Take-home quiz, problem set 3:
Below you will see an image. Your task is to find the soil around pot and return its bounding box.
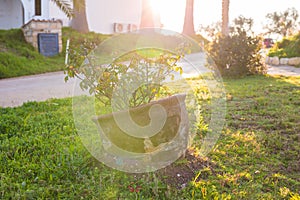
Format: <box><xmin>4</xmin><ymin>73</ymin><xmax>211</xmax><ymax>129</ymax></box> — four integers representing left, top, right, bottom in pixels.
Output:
<box><xmin>155</xmin><ymin>149</ymin><xmax>218</xmax><ymax>189</ymax></box>
<box><xmin>125</xmin><ymin>149</ymin><xmax>218</xmax><ymax>190</ymax></box>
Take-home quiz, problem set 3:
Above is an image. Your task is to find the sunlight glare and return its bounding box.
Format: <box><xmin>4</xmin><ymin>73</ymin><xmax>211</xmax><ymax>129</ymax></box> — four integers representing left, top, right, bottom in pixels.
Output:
<box><xmin>149</xmin><ymin>0</ymin><xmax>162</xmax><ymax>14</ymax></box>
<box><xmin>149</xmin><ymin>0</ymin><xmax>186</xmax><ymax>32</ymax></box>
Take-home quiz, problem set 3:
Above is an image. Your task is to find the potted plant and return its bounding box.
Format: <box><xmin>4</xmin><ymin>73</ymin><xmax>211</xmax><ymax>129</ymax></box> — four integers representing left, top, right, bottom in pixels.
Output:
<box><xmin>65</xmin><ymin>35</ymin><xmax>190</xmax><ymax>154</ymax></box>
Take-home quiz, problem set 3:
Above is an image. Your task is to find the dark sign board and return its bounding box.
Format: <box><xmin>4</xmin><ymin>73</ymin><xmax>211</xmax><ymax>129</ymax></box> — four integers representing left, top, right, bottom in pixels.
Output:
<box><xmin>38</xmin><ymin>33</ymin><xmax>59</xmax><ymax>57</ymax></box>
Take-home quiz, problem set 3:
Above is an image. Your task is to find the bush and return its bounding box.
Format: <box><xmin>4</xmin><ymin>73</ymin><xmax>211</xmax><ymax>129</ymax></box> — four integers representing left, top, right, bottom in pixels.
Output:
<box><xmin>277</xmin><ymin>38</ymin><xmax>292</xmax><ymax>49</ymax></box>
<box><xmin>208</xmin><ymin>31</ymin><xmax>266</xmax><ymax>77</ymax></box>
<box><xmin>65</xmin><ymin>31</ymin><xmax>190</xmax><ymax>108</ymax></box>
<box><xmin>268</xmin><ymin>33</ymin><xmax>300</xmax><ymax>58</ymax></box>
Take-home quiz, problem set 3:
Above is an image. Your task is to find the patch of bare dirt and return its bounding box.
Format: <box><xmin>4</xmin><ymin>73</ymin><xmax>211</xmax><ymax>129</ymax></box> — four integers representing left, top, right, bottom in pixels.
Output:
<box><xmin>155</xmin><ymin>149</ymin><xmax>218</xmax><ymax>189</ymax></box>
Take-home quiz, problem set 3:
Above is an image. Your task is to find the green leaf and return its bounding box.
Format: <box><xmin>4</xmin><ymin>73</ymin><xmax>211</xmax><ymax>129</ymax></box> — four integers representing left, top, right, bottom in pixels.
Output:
<box><xmin>64</xmin><ymin>76</ymin><xmax>69</xmax><ymax>82</ymax></box>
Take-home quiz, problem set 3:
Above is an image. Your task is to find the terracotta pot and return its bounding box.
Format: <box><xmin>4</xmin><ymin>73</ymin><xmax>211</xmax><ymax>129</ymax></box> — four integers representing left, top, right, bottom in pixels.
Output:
<box><xmin>92</xmin><ymin>94</ymin><xmax>189</xmax><ymax>154</ymax></box>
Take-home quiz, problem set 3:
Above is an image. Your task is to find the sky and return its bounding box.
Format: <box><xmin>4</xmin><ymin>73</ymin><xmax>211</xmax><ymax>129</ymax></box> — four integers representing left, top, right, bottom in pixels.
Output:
<box><xmin>150</xmin><ymin>0</ymin><xmax>300</xmax><ymax>35</ymax></box>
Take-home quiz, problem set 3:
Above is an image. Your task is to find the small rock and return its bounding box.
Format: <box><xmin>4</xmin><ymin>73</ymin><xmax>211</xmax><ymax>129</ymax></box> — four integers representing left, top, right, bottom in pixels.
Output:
<box><xmin>270</xmin><ymin>56</ymin><xmax>280</xmax><ymax>65</ymax></box>
<box><xmin>288</xmin><ymin>57</ymin><xmax>300</xmax><ymax>66</ymax></box>
<box><xmin>21</xmin><ymin>181</ymin><xmax>26</xmax><ymax>187</ymax></box>
<box><xmin>280</xmin><ymin>58</ymin><xmax>289</xmax><ymax>65</ymax></box>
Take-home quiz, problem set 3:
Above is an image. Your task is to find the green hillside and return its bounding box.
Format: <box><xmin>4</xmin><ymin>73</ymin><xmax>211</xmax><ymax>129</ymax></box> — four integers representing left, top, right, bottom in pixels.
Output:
<box><xmin>0</xmin><ymin>29</ymin><xmax>65</xmax><ymax>79</ymax></box>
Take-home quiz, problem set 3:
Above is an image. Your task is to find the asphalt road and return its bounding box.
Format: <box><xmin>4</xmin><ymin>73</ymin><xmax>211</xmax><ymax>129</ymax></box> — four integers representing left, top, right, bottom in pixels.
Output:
<box><xmin>0</xmin><ymin>71</ymin><xmax>88</xmax><ymax>107</ymax></box>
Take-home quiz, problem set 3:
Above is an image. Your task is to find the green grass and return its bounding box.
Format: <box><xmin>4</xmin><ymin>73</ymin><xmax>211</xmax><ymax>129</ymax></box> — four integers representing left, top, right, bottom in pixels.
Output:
<box><xmin>1</xmin><ymin>75</ymin><xmax>300</xmax><ymax>199</ymax></box>
<box><xmin>0</xmin><ymin>29</ymin><xmax>65</xmax><ymax>79</ymax></box>
<box><xmin>204</xmin><ymin>75</ymin><xmax>300</xmax><ymax>199</ymax></box>
<box><xmin>0</xmin><ymin>28</ymin><xmax>112</xmax><ymax>79</ymax></box>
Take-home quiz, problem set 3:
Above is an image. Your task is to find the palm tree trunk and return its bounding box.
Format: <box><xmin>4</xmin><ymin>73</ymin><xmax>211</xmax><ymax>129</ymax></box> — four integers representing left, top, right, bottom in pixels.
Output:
<box><xmin>71</xmin><ymin>0</ymin><xmax>89</xmax><ymax>33</ymax></box>
<box><xmin>221</xmin><ymin>0</ymin><xmax>230</xmax><ymax>36</ymax></box>
<box><xmin>140</xmin><ymin>0</ymin><xmax>155</xmax><ymax>28</ymax></box>
<box><xmin>182</xmin><ymin>0</ymin><xmax>195</xmax><ymax>36</ymax></box>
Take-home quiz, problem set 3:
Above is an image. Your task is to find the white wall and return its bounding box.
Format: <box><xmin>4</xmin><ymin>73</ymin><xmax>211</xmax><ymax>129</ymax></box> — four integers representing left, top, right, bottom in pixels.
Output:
<box><xmin>86</xmin><ymin>0</ymin><xmax>142</xmax><ymax>34</ymax></box>
<box><xmin>48</xmin><ymin>0</ymin><xmax>161</xmax><ymax>34</ymax></box>
<box><xmin>0</xmin><ymin>0</ymin><xmax>23</xmax><ymax>29</ymax></box>
<box><xmin>0</xmin><ymin>0</ymin><xmax>159</xmax><ymax>33</ymax></box>
<box><xmin>48</xmin><ymin>0</ymin><xmax>142</xmax><ymax>34</ymax></box>
<box><xmin>23</xmin><ymin>0</ymin><xmax>50</xmax><ymax>23</ymax></box>
<box><xmin>0</xmin><ymin>0</ymin><xmax>52</xmax><ymax>29</ymax></box>
<box><xmin>21</xmin><ymin>0</ymin><xmax>32</xmax><ymax>24</ymax></box>
<box><xmin>49</xmin><ymin>0</ymin><xmax>71</xmax><ymax>26</ymax></box>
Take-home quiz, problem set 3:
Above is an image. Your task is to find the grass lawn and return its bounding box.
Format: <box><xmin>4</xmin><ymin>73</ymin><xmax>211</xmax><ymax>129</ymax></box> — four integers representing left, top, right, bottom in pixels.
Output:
<box><xmin>0</xmin><ymin>75</ymin><xmax>299</xmax><ymax>199</ymax></box>
<box><xmin>0</xmin><ymin>28</ymin><xmax>109</xmax><ymax>79</ymax></box>
<box><xmin>0</xmin><ymin>29</ymin><xmax>65</xmax><ymax>79</ymax></box>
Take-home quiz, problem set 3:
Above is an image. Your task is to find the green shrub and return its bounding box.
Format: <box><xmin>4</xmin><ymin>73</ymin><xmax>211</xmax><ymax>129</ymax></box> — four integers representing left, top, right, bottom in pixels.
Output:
<box><xmin>65</xmin><ymin>32</ymin><xmax>187</xmax><ymax>107</ymax></box>
<box><xmin>64</xmin><ymin>29</ymin><xmax>200</xmax><ymax>108</ymax></box>
<box><xmin>277</xmin><ymin>38</ymin><xmax>292</xmax><ymax>49</ymax></box>
<box><xmin>268</xmin><ymin>33</ymin><xmax>300</xmax><ymax>58</ymax></box>
<box><xmin>207</xmin><ymin>31</ymin><xmax>266</xmax><ymax>77</ymax></box>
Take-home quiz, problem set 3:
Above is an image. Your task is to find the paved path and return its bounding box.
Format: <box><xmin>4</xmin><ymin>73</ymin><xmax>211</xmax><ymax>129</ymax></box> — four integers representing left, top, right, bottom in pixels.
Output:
<box><xmin>267</xmin><ymin>65</ymin><xmax>300</xmax><ymax>76</ymax></box>
<box><xmin>0</xmin><ymin>55</ymin><xmax>299</xmax><ymax>108</ymax></box>
<box><xmin>0</xmin><ymin>71</ymin><xmax>87</xmax><ymax>108</ymax></box>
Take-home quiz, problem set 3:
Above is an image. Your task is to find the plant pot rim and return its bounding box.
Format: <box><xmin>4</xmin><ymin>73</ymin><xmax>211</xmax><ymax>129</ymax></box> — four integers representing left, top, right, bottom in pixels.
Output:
<box><xmin>92</xmin><ymin>93</ymin><xmax>186</xmax><ymax>122</ymax></box>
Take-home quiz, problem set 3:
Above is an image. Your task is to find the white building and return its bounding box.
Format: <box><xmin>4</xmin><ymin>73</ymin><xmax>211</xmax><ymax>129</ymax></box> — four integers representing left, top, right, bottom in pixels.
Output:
<box><xmin>0</xmin><ymin>0</ymin><xmax>160</xmax><ymax>34</ymax></box>
<box><xmin>0</xmin><ymin>0</ymin><xmax>50</xmax><ymax>29</ymax></box>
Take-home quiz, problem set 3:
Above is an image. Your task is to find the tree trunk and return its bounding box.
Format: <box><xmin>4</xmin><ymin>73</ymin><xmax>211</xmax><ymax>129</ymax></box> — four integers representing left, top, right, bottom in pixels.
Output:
<box><xmin>140</xmin><ymin>0</ymin><xmax>155</xmax><ymax>28</ymax></box>
<box><xmin>71</xmin><ymin>0</ymin><xmax>89</xmax><ymax>33</ymax></box>
<box><xmin>182</xmin><ymin>0</ymin><xmax>195</xmax><ymax>36</ymax></box>
<box><xmin>221</xmin><ymin>0</ymin><xmax>230</xmax><ymax>36</ymax></box>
